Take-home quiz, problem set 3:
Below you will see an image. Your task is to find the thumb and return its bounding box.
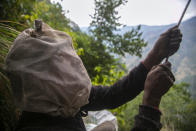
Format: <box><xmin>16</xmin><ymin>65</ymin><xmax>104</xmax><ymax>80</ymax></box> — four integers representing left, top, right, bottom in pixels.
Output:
<box><xmin>161</xmin><ymin>25</ymin><xmax>178</xmax><ymax>36</ymax></box>
<box><xmin>168</xmin><ymin>25</ymin><xmax>178</xmax><ymax>32</ymax></box>
<box><xmin>163</xmin><ymin>61</ymin><xmax>172</xmax><ymax>70</ymax></box>
<box><xmin>160</xmin><ymin>61</ymin><xmax>175</xmax><ymax>82</ymax></box>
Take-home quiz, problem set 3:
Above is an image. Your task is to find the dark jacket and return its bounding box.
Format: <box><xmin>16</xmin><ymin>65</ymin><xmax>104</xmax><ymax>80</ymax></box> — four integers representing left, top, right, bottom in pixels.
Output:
<box><xmin>16</xmin><ymin>63</ymin><xmax>162</xmax><ymax>131</ymax></box>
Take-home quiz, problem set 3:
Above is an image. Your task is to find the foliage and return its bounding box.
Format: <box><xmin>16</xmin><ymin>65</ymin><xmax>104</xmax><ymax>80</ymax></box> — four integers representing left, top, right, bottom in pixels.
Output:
<box><xmin>0</xmin><ymin>23</ymin><xmax>20</xmax><ymax>131</ymax></box>
<box><xmin>88</xmin><ymin>0</ymin><xmax>147</xmax><ymax>124</ymax></box>
<box><xmin>161</xmin><ymin>83</ymin><xmax>196</xmax><ymax>131</ymax></box>
<box><xmin>0</xmin><ymin>0</ymin><xmax>34</xmax><ymax>21</ymax></box>
<box><xmin>118</xmin><ymin>92</ymin><xmax>143</xmax><ymax>131</ymax></box>
<box><xmin>90</xmin><ymin>0</ymin><xmax>127</xmax><ymax>43</ymax></box>
<box><xmin>0</xmin><ymin>72</ymin><xmax>17</xmax><ymax>131</ymax></box>
<box><xmin>90</xmin><ymin>0</ymin><xmax>147</xmax><ymax>56</ymax></box>
<box><xmin>0</xmin><ymin>0</ymin><xmax>128</xmax><ymax>129</ymax></box>
<box><xmin>1</xmin><ymin>0</ymin><xmax>195</xmax><ymax>131</ymax></box>
<box><xmin>68</xmin><ymin>31</ymin><xmax>121</xmax><ymax>80</ymax></box>
<box><xmin>116</xmin><ymin>83</ymin><xmax>196</xmax><ymax>131</ymax></box>
<box><xmin>0</xmin><ymin>0</ymin><xmax>35</xmax><ymax>31</ymax></box>
<box><xmin>31</xmin><ymin>0</ymin><xmax>73</xmax><ymax>31</ymax></box>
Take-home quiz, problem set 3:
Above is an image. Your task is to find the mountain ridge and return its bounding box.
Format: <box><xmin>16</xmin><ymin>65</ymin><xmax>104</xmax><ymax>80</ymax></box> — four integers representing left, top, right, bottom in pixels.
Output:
<box><xmin>123</xmin><ymin>16</ymin><xmax>196</xmax><ymax>97</ymax></box>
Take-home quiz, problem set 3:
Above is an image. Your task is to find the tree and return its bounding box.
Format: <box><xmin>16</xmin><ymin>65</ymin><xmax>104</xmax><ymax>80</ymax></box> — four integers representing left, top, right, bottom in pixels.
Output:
<box><xmin>90</xmin><ymin>0</ymin><xmax>147</xmax><ymax>56</ymax></box>
<box><xmin>0</xmin><ymin>0</ymin><xmax>36</xmax><ymax>31</ymax></box>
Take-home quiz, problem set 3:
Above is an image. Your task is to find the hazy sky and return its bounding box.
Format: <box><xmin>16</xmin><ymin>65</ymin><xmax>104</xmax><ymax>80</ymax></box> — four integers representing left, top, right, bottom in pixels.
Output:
<box><xmin>52</xmin><ymin>0</ymin><xmax>196</xmax><ymax>27</ymax></box>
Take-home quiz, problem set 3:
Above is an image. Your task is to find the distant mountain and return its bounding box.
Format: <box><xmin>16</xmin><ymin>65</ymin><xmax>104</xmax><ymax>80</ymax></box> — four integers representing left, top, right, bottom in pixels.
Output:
<box><xmin>81</xmin><ymin>16</ymin><xmax>196</xmax><ymax>97</ymax></box>
<box><xmin>122</xmin><ymin>17</ymin><xmax>196</xmax><ymax>97</ymax></box>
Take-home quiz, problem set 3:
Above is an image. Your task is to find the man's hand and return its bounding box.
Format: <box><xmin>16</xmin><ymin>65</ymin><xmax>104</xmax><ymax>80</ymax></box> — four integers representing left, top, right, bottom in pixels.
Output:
<box><xmin>143</xmin><ymin>26</ymin><xmax>182</xmax><ymax>70</ymax></box>
<box><xmin>152</xmin><ymin>26</ymin><xmax>182</xmax><ymax>59</ymax></box>
<box><xmin>142</xmin><ymin>62</ymin><xmax>175</xmax><ymax>107</ymax></box>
